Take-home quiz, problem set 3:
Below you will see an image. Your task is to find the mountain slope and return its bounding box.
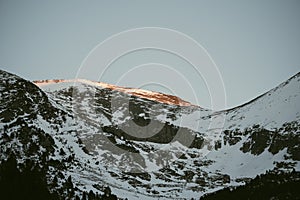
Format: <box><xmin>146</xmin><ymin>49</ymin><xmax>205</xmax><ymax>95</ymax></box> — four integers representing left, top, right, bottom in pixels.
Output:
<box><xmin>221</xmin><ymin>72</ymin><xmax>300</xmax><ymax>130</ymax></box>
<box><xmin>0</xmin><ymin>70</ymin><xmax>118</xmax><ymax>199</ymax></box>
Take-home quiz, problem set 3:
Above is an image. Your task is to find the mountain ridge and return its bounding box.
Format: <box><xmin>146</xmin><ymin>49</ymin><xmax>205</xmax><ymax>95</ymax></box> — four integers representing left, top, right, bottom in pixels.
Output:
<box><xmin>33</xmin><ymin>79</ymin><xmax>198</xmax><ymax>107</ymax></box>
<box><xmin>220</xmin><ymin>71</ymin><xmax>300</xmax><ymax>113</ymax></box>
<box><xmin>32</xmin><ymin>71</ymin><xmax>300</xmax><ymax>112</ymax></box>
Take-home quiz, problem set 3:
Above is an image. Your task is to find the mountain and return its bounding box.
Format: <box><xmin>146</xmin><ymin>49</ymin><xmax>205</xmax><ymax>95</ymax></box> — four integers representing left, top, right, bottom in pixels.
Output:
<box><xmin>1</xmin><ymin>69</ymin><xmax>300</xmax><ymax>199</ymax></box>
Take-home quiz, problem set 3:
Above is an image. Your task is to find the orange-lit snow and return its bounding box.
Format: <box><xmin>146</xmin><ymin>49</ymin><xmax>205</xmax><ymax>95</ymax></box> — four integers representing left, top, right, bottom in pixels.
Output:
<box><xmin>33</xmin><ymin>79</ymin><xmax>197</xmax><ymax>107</ymax></box>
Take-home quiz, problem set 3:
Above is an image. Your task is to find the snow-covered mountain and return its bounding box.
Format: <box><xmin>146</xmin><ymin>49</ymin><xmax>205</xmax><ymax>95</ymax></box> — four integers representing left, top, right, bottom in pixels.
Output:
<box><xmin>1</xmin><ymin>69</ymin><xmax>300</xmax><ymax>199</ymax></box>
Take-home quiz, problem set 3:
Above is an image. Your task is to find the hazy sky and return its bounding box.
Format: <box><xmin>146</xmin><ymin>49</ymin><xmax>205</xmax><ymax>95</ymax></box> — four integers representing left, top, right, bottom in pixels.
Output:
<box><xmin>0</xmin><ymin>0</ymin><xmax>299</xmax><ymax>109</ymax></box>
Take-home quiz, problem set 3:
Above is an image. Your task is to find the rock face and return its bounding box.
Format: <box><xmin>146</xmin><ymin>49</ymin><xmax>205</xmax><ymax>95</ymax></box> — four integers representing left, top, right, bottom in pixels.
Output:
<box><xmin>1</xmin><ymin>69</ymin><xmax>300</xmax><ymax>199</ymax></box>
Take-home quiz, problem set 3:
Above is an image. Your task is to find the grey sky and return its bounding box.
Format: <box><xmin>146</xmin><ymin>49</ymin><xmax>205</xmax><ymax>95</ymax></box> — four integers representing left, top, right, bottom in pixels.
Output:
<box><xmin>0</xmin><ymin>0</ymin><xmax>299</xmax><ymax>109</ymax></box>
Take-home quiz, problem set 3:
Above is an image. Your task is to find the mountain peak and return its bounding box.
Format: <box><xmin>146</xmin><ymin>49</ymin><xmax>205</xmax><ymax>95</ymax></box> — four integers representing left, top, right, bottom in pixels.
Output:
<box><xmin>33</xmin><ymin>79</ymin><xmax>198</xmax><ymax>107</ymax></box>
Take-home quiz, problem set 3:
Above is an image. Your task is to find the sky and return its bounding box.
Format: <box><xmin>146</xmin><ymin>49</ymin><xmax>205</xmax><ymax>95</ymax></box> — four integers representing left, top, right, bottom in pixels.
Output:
<box><xmin>0</xmin><ymin>0</ymin><xmax>299</xmax><ymax>109</ymax></box>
